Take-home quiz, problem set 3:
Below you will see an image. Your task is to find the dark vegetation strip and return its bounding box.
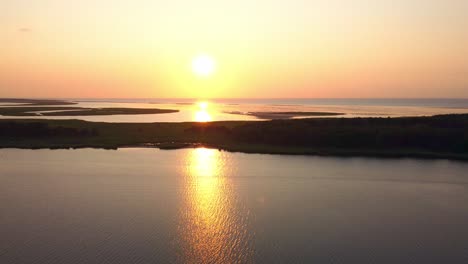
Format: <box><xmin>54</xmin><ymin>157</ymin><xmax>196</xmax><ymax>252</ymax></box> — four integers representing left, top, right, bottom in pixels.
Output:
<box><xmin>0</xmin><ymin>107</ymin><xmax>82</xmax><ymax>116</ymax></box>
<box><xmin>0</xmin><ymin>114</ymin><xmax>467</xmax><ymax>160</ymax></box>
<box><xmin>225</xmin><ymin>111</ymin><xmax>343</xmax><ymax>119</ymax></box>
<box><xmin>40</xmin><ymin>107</ymin><xmax>178</xmax><ymax>116</ymax></box>
<box><xmin>0</xmin><ymin>107</ymin><xmax>179</xmax><ymax>116</ymax></box>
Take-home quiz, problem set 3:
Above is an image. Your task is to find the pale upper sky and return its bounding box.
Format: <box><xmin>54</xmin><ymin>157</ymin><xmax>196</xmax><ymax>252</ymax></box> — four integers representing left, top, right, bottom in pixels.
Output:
<box><xmin>1</xmin><ymin>0</ymin><xmax>467</xmax><ymax>98</ymax></box>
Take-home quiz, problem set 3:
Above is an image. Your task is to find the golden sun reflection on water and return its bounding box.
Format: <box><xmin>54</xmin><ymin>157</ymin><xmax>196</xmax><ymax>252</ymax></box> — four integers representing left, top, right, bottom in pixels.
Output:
<box><xmin>189</xmin><ymin>148</ymin><xmax>220</xmax><ymax>177</ymax></box>
<box><xmin>194</xmin><ymin>110</ymin><xmax>212</xmax><ymax>122</ymax></box>
<box><xmin>177</xmin><ymin>148</ymin><xmax>253</xmax><ymax>263</ymax></box>
<box><xmin>193</xmin><ymin>101</ymin><xmax>212</xmax><ymax>122</ymax></box>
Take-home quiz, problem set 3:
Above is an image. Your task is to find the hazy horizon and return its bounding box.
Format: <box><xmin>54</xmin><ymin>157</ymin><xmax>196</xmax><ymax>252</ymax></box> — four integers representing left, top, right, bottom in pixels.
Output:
<box><xmin>2</xmin><ymin>97</ymin><xmax>468</xmax><ymax>100</ymax></box>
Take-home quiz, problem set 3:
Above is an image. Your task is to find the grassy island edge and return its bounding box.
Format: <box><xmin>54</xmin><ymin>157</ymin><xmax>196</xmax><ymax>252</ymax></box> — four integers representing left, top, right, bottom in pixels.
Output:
<box><xmin>0</xmin><ymin>114</ymin><xmax>467</xmax><ymax>161</ymax></box>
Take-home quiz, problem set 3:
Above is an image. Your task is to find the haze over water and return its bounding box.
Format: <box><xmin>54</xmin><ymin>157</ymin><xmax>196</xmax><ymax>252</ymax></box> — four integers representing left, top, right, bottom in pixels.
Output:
<box><xmin>1</xmin><ymin>148</ymin><xmax>468</xmax><ymax>263</ymax></box>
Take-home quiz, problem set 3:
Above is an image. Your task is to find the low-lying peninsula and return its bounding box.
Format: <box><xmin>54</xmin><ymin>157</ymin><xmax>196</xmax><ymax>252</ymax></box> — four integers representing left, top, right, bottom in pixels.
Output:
<box><xmin>1</xmin><ymin>114</ymin><xmax>467</xmax><ymax>160</ymax></box>
<box><xmin>0</xmin><ymin>98</ymin><xmax>178</xmax><ymax>116</ymax></box>
<box><xmin>0</xmin><ymin>107</ymin><xmax>178</xmax><ymax>116</ymax></box>
<box><xmin>225</xmin><ymin>111</ymin><xmax>344</xmax><ymax>119</ymax></box>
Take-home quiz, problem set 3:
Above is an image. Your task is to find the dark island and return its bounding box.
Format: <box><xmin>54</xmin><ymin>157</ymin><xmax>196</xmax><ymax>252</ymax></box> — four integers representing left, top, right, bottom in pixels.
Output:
<box><xmin>225</xmin><ymin>111</ymin><xmax>344</xmax><ymax>119</ymax></box>
<box><xmin>0</xmin><ymin>107</ymin><xmax>178</xmax><ymax>116</ymax></box>
<box><xmin>0</xmin><ymin>99</ymin><xmax>179</xmax><ymax>116</ymax></box>
<box><xmin>1</xmin><ymin>114</ymin><xmax>467</xmax><ymax>160</ymax></box>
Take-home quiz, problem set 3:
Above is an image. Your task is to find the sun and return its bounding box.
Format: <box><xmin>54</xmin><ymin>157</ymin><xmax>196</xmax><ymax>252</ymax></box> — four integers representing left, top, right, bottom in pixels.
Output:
<box><xmin>192</xmin><ymin>54</ymin><xmax>216</xmax><ymax>77</ymax></box>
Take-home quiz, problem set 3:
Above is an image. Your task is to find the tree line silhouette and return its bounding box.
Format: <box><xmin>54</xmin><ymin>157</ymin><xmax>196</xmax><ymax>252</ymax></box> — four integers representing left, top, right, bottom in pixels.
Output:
<box><xmin>187</xmin><ymin>114</ymin><xmax>468</xmax><ymax>153</ymax></box>
<box><xmin>0</xmin><ymin>122</ymin><xmax>99</xmax><ymax>137</ymax></box>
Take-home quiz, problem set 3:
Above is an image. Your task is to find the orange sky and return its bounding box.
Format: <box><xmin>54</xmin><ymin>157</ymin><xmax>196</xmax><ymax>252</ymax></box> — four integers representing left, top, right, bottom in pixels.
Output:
<box><xmin>1</xmin><ymin>0</ymin><xmax>467</xmax><ymax>98</ymax></box>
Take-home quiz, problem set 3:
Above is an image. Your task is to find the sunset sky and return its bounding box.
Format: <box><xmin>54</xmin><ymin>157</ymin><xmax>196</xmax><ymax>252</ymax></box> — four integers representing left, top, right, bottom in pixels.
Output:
<box><xmin>1</xmin><ymin>0</ymin><xmax>467</xmax><ymax>98</ymax></box>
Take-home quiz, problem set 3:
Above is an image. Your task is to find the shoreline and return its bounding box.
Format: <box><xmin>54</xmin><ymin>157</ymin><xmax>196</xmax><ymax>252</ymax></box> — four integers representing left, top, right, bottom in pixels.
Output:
<box><xmin>0</xmin><ymin>114</ymin><xmax>467</xmax><ymax>161</ymax></box>
<box><xmin>2</xmin><ymin>143</ymin><xmax>467</xmax><ymax>161</ymax></box>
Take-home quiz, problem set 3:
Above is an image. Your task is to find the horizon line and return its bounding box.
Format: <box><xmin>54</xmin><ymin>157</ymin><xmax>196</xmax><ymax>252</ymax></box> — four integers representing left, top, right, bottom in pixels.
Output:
<box><xmin>2</xmin><ymin>97</ymin><xmax>468</xmax><ymax>100</ymax></box>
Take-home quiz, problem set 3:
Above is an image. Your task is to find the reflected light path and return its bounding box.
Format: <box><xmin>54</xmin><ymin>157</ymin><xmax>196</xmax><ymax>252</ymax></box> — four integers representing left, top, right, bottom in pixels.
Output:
<box><xmin>176</xmin><ymin>148</ymin><xmax>253</xmax><ymax>263</ymax></box>
<box><xmin>193</xmin><ymin>101</ymin><xmax>212</xmax><ymax>122</ymax></box>
<box><xmin>189</xmin><ymin>148</ymin><xmax>220</xmax><ymax>177</ymax></box>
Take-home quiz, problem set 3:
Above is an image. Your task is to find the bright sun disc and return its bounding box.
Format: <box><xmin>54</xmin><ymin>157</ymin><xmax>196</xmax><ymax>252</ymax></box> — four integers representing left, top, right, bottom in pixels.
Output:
<box><xmin>192</xmin><ymin>54</ymin><xmax>216</xmax><ymax>77</ymax></box>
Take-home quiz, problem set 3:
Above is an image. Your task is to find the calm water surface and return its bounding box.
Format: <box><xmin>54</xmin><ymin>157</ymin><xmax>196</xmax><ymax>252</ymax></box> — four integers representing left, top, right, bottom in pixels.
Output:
<box><xmin>1</xmin><ymin>148</ymin><xmax>468</xmax><ymax>263</ymax></box>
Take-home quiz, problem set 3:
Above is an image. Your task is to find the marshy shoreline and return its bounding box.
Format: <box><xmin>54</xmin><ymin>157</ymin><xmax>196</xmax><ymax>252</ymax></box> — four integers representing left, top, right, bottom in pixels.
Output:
<box><xmin>1</xmin><ymin>114</ymin><xmax>467</xmax><ymax>160</ymax></box>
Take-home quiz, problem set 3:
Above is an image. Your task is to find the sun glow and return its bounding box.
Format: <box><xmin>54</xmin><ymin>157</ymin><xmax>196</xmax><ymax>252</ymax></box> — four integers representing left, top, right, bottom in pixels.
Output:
<box><xmin>194</xmin><ymin>111</ymin><xmax>211</xmax><ymax>122</ymax></box>
<box><xmin>194</xmin><ymin>101</ymin><xmax>212</xmax><ymax>122</ymax></box>
<box><xmin>198</xmin><ymin>101</ymin><xmax>208</xmax><ymax>110</ymax></box>
<box><xmin>192</xmin><ymin>54</ymin><xmax>216</xmax><ymax>77</ymax></box>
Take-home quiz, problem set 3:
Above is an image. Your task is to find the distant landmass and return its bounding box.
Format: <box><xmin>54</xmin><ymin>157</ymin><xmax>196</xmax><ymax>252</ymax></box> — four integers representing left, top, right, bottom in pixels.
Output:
<box><xmin>0</xmin><ymin>114</ymin><xmax>467</xmax><ymax>160</ymax></box>
<box><xmin>0</xmin><ymin>99</ymin><xmax>178</xmax><ymax>116</ymax></box>
<box><xmin>0</xmin><ymin>98</ymin><xmax>77</xmax><ymax>106</ymax></box>
<box><xmin>225</xmin><ymin>111</ymin><xmax>344</xmax><ymax>119</ymax></box>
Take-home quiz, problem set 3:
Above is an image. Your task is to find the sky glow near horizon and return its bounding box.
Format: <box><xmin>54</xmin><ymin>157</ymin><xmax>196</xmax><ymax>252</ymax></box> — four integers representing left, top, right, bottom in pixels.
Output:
<box><xmin>1</xmin><ymin>0</ymin><xmax>467</xmax><ymax>98</ymax></box>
